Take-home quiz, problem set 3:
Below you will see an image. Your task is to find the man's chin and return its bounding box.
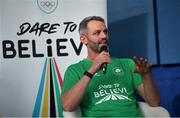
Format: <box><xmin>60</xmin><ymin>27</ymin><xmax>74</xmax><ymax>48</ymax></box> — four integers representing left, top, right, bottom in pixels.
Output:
<box><xmin>101</xmin><ymin>43</ymin><xmax>107</xmax><ymax>46</ymax></box>
<box><xmin>99</xmin><ymin>44</ymin><xmax>108</xmax><ymax>48</ymax></box>
<box><xmin>98</xmin><ymin>44</ymin><xmax>108</xmax><ymax>52</ymax></box>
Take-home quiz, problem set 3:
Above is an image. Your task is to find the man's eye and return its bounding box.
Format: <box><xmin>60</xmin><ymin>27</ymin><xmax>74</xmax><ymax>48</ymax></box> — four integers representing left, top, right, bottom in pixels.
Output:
<box><xmin>104</xmin><ymin>29</ymin><xmax>108</xmax><ymax>34</ymax></box>
<box><xmin>94</xmin><ymin>32</ymin><xmax>100</xmax><ymax>35</ymax></box>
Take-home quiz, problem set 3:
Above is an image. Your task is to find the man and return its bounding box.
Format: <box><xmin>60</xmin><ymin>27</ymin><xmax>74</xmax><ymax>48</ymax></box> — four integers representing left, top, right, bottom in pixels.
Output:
<box><xmin>61</xmin><ymin>16</ymin><xmax>160</xmax><ymax>117</ymax></box>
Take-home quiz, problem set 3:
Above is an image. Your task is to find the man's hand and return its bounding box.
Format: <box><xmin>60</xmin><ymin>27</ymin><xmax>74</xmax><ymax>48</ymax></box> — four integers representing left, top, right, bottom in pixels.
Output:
<box><xmin>133</xmin><ymin>56</ymin><xmax>152</xmax><ymax>76</ymax></box>
<box><xmin>134</xmin><ymin>56</ymin><xmax>160</xmax><ymax>106</ymax></box>
<box><xmin>89</xmin><ymin>52</ymin><xmax>112</xmax><ymax>74</ymax></box>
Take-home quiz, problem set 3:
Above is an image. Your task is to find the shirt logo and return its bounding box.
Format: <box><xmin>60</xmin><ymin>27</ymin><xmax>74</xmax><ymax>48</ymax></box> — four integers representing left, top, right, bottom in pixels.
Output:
<box><xmin>94</xmin><ymin>73</ymin><xmax>100</xmax><ymax>77</ymax></box>
<box><xmin>112</xmin><ymin>67</ymin><xmax>123</xmax><ymax>76</ymax></box>
<box><xmin>94</xmin><ymin>84</ymin><xmax>131</xmax><ymax>105</ymax></box>
<box><xmin>95</xmin><ymin>93</ymin><xmax>131</xmax><ymax>105</ymax></box>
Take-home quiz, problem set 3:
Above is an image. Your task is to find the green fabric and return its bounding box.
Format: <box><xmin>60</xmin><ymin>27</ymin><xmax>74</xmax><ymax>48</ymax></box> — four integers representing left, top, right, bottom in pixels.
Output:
<box><xmin>62</xmin><ymin>58</ymin><xmax>143</xmax><ymax>117</ymax></box>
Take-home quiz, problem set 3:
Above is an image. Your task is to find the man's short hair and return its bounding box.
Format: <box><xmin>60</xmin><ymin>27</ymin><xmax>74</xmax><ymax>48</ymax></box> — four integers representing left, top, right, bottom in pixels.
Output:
<box><xmin>78</xmin><ymin>16</ymin><xmax>105</xmax><ymax>35</ymax></box>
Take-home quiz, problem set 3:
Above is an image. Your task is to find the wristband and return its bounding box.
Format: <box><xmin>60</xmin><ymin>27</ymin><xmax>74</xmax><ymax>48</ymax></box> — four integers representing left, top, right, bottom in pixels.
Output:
<box><xmin>84</xmin><ymin>70</ymin><xmax>94</xmax><ymax>79</ymax></box>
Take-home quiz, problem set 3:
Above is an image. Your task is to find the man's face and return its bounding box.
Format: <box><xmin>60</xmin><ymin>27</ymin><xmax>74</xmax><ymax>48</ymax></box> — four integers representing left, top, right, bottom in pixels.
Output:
<box><xmin>85</xmin><ymin>20</ymin><xmax>109</xmax><ymax>53</ymax></box>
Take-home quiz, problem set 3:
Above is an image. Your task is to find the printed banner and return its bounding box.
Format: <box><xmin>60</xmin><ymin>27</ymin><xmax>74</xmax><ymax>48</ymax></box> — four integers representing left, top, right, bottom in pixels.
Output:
<box><xmin>0</xmin><ymin>0</ymin><xmax>107</xmax><ymax>117</ymax></box>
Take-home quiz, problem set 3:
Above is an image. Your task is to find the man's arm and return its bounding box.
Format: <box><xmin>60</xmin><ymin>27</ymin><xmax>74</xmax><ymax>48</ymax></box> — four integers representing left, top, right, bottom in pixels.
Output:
<box><xmin>61</xmin><ymin>52</ymin><xmax>112</xmax><ymax>111</ymax></box>
<box><xmin>134</xmin><ymin>57</ymin><xmax>160</xmax><ymax>107</ymax></box>
<box><xmin>137</xmin><ymin>74</ymin><xmax>160</xmax><ymax>106</ymax></box>
<box><xmin>61</xmin><ymin>72</ymin><xmax>92</xmax><ymax>111</ymax></box>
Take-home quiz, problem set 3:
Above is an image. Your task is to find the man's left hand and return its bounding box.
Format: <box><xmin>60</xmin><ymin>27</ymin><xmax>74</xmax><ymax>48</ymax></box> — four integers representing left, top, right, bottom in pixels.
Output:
<box><xmin>133</xmin><ymin>56</ymin><xmax>152</xmax><ymax>76</ymax></box>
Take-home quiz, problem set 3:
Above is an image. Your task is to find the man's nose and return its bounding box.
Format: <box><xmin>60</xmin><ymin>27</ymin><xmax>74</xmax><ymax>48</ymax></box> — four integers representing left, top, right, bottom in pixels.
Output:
<box><xmin>100</xmin><ymin>32</ymin><xmax>108</xmax><ymax>40</ymax></box>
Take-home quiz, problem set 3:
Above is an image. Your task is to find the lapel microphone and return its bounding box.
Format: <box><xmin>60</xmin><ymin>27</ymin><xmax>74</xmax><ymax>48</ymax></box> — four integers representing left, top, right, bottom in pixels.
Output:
<box><xmin>100</xmin><ymin>45</ymin><xmax>108</xmax><ymax>74</ymax></box>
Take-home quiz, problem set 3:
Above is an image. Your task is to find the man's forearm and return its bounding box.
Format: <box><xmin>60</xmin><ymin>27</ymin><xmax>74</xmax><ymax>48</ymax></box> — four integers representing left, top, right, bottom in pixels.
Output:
<box><xmin>61</xmin><ymin>75</ymin><xmax>91</xmax><ymax>111</ymax></box>
<box><xmin>142</xmin><ymin>73</ymin><xmax>160</xmax><ymax>106</ymax></box>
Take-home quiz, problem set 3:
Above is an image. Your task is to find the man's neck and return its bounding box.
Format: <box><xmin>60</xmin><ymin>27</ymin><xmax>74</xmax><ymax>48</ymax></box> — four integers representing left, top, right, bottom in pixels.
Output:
<box><xmin>87</xmin><ymin>50</ymin><xmax>99</xmax><ymax>61</ymax></box>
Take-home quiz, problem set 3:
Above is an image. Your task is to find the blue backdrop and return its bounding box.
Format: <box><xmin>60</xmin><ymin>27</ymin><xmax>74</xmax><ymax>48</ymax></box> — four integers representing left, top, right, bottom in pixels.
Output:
<box><xmin>107</xmin><ymin>0</ymin><xmax>180</xmax><ymax>117</ymax></box>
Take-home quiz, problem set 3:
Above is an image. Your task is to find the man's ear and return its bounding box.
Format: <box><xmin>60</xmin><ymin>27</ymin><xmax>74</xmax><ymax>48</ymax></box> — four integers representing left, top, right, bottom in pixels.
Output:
<box><xmin>80</xmin><ymin>35</ymin><xmax>88</xmax><ymax>45</ymax></box>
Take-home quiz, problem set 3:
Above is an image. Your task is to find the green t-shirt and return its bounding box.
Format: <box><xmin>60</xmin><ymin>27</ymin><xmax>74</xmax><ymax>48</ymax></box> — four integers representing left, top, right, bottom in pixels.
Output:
<box><xmin>62</xmin><ymin>58</ymin><xmax>143</xmax><ymax>117</ymax></box>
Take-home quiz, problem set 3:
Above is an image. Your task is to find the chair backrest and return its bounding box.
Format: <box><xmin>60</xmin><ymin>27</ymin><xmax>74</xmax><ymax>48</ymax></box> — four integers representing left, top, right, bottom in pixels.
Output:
<box><xmin>63</xmin><ymin>101</ymin><xmax>170</xmax><ymax>118</ymax></box>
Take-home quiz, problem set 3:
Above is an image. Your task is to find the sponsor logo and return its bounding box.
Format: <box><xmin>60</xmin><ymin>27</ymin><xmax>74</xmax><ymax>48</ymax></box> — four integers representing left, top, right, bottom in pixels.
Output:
<box><xmin>37</xmin><ymin>0</ymin><xmax>58</xmax><ymax>14</ymax></box>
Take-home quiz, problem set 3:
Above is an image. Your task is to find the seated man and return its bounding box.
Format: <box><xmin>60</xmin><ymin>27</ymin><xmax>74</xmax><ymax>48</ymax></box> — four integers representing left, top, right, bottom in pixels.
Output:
<box><xmin>61</xmin><ymin>16</ymin><xmax>160</xmax><ymax>117</ymax></box>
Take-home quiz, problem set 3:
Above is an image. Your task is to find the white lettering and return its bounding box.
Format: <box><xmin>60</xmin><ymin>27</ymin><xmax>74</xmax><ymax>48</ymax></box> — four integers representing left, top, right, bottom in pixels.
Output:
<box><xmin>94</xmin><ymin>92</ymin><xmax>100</xmax><ymax>98</ymax></box>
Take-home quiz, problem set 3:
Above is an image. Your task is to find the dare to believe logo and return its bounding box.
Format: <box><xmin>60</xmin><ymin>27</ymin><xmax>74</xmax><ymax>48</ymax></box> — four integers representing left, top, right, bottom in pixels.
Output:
<box><xmin>94</xmin><ymin>84</ymin><xmax>131</xmax><ymax>105</ymax></box>
<box><xmin>37</xmin><ymin>0</ymin><xmax>58</xmax><ymax>14</ymax></box>
<box><xmin>2</xmin><ymin>22</ymin><xmax>83</xmax><ymax>59</ymax></box>
<box><xmin>1</xmin><ymin>21</ymin><xmax>83</xmax><ymax>116</ymax></box>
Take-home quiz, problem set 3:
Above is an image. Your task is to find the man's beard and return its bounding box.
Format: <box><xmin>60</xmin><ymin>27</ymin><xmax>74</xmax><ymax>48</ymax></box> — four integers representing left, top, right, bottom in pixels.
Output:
<box><xmin>89</xmin><ymin>43</ymin><xmax>108</xmax><ymax>53</ymax></box>
<box><xmin>87</xmin><ymin>38</ymin><xmax>108</xmax><ymax>53</ymax></box>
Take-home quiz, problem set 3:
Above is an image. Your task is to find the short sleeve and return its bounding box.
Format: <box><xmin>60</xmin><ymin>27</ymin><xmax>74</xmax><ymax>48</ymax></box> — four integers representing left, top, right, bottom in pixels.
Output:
<box><xmin>61</xmin><ymin>65</ymin><xmax>80</xmax><ymax>94</ymax></box>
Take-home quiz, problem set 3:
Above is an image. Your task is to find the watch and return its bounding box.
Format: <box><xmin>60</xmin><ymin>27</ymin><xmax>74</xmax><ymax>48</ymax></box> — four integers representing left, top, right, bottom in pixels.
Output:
<box><xmin>83</xmin><ymin>70</ymin><xmax>94</xmax><ymax>79</ymax></box>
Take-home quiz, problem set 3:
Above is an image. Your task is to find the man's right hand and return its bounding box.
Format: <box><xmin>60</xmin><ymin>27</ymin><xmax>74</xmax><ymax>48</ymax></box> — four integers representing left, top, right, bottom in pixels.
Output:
<box><xmin>88</xmin><ymin>51</ymin><xmax>112</xmax><ymax>74</ymax></box>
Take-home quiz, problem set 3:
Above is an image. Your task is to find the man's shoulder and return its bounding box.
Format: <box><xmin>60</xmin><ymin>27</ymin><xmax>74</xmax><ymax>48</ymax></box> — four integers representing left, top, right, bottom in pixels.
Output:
<box><xmin>112</xmin><ymin>57</ymin><xmax>134</xmax><ymax>63</ymax></box>
<box><xmin>66</xmin><ymin>59</ymin><xmax>86</xmax><ymax>70</ymax></box>
<box><xmin>111</xmin><ymin>57</ymin><xmax>136</xmax><ymax>70</ymax></box>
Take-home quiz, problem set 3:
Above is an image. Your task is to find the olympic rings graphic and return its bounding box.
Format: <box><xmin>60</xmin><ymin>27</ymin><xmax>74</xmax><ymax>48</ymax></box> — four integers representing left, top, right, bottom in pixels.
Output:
<box><xmin>37</xmin><ymin>0</ymin><xmax>58</xmax><ymax>14</ymax></box>
<box><xmin>40</xmin><ymin>0</ymin><xmax>55</xmax><ymax>9</ymax></box>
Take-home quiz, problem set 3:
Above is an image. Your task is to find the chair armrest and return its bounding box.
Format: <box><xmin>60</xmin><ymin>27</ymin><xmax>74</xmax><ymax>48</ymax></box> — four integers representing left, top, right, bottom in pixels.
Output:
<box><xmin>63</xmin><ymin>102</ymin><xmax>170</xmax><ymax>117</ymax></box>
<box><xmin>138</xmin><ymin>101</ymin><xmax>170</xmax><ymax>117</ymax></box>
<box><xmin>63</xmin><ymin>106</ymin><xmax>81</xmax><ymax>117</ymax></box>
